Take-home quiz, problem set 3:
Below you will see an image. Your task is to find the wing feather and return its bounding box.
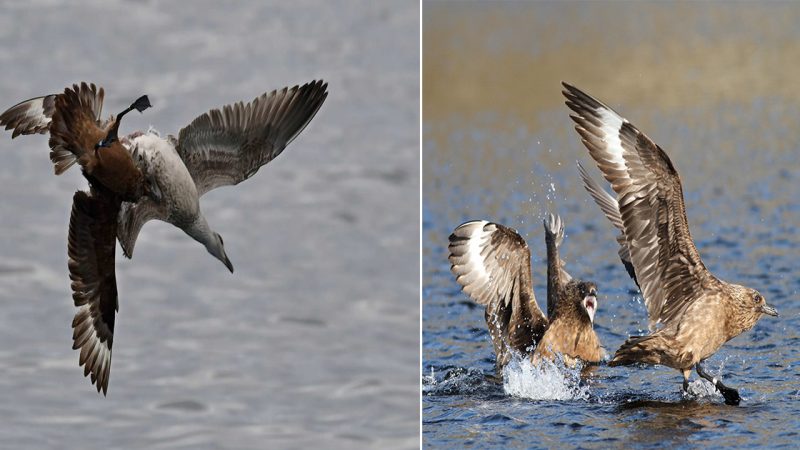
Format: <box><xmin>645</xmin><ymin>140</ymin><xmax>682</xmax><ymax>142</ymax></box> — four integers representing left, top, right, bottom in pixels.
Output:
<box><xmin>448</xmin><ymin>221</ymin><xmax>548</xmax><ymax>354</ymax></box>
<box><xmin>176</xmin><ymin>80</ymin><xmax>328</xmax><ymax>196</ymax></box>
<box><xmin>563</xmin><ymin>82</ymin><xmax>717</xmax><ymax>329</ymax></box>
<box><xmin>0</xmin><ymin>94</ymin><xmax>57</xmax><ymax>138</ymax></box>
<box><xmin>68</xmin><ymin>189</ymin><xmax>119</xmax><ymax>395</ymax></box>
<box><xmin>47</xmin><ymin>83</ymin><xmax>106</xmax><ymax>175</ymax></box>
<box><xmin>117</xmin><ymin>197</ymin><xmax>167</xmax><ymax>259</ymax></box>
<box><xmin>577</xmin><ymin>161</ymin><xmax>637</xmax><ymax>284</ymax></box>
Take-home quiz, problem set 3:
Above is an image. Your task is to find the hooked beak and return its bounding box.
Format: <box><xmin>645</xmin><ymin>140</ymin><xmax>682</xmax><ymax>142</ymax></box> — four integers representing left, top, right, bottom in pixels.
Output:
<box><xmin>759</xmin><ymin>303</ymin><xmax>779</xmax><ymax>317</ymax></box>
<box><xmin>582</xmin><ymin>294</ymin><xmax>597</xmax><ymax>323</ymax></box>
<box><xmin>222</xmin><ymin>254</ymin><xmax>234</xmax><ymax>273</ymax></box>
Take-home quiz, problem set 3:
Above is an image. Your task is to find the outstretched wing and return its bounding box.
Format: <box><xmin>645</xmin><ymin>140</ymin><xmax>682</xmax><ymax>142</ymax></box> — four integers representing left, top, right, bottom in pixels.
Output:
<box><xmin>0</xmin><ymin>94</ymin><xmax>58</xmax><ymax>138</ymax></box>
<box><xmin>448</xmin><ymin>221</ymin><xmax>548</xmax><ymax>353</ymax></box>
<box><xmin>175</xmin><ymin>80</ymin><xmax>328</xmax><ymax>196</ymax></box>
<box><xmin>563</xmin><ymin>82</ymin><xmax>719</xmax><ymax>329</ymax></box>
<box><xmin>577</xmin><ymin>161</ymin><xmax>637</xmax><ymax>285</ymax></box>
<box><xmin>67</xmin><ymin>189</ymin><xmax>120</xmax><ymax>395</ymax></box>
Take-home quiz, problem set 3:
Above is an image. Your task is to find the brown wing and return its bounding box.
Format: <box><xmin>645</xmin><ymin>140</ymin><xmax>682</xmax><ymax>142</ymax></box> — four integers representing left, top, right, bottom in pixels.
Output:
<box><xmin>0</xmin><ymin>94</ymin><xmax>57</xmax><ymax>138</ymax></box>
<box><xmin>48</xmin><ymin>83</ymin><xmax>106</xmax><ymax>174</ymax></box>
<box><xmin>563</xmin><ymin>82</ymin><xmax>718</xmax><ymax>329</ymax></box>
<box><xmin>577</xmin><ymin>161</ymin><xmax>637</xmax><ymax>285</ymax></box>
<box><xmin>448</xmin><ymin>221</ymin><xmax>547</xmax><ymax>353</ymax></box>
<box><xmin>68</xmin><ymin>189</ymin><xmax>120</xmax><ymax>395</ymax></box>
<box><xmin>176</xmin><ymin>80</ymin><xmax>328</xmax><ymax>196</ymax></box>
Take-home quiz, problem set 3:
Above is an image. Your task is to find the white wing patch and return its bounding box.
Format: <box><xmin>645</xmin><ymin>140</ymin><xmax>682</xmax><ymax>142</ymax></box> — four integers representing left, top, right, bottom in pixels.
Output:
<box><xmin>463</xmin><ymin>220</ymin><xmax>491</xmax><ymax>284</ymax></box>
<box><xmin>597</xmin><ymin>107</ymin><xmax>628</xmax><ymax>171</ymax></box>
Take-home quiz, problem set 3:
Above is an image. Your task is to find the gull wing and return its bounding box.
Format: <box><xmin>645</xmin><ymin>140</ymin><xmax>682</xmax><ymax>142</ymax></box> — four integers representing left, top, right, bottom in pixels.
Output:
<box><xmin>175</xmin><ymin>80</ymin><xmax>328</xmax><ymax>196</ymax></box>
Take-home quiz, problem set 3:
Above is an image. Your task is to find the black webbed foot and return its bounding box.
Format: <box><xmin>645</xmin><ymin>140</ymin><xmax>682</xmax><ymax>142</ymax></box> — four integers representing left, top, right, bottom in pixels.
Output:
<box><xmin>719</xmin><ymin>385</ymin><xmax>741</xmax><ymax>406</ymax></box>
<box><xmin>131</xmin><ymin>95</ymin><xmax>151</xmax><ymax>113</ymax></box>
<box><xmin>696</xmin><ymin>361</ymin><xmax>741</xmax><ymax>406</ymax></box>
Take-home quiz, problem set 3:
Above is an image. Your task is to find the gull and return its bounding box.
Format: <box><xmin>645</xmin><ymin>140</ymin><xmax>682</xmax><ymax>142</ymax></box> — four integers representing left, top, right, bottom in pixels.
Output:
<box><xmin>0</xmin><ymin>80</ymin><xmax>328</xmax><ymax>394</ymax></box>
<box><xmin>563</xmin><ymin>81</ymin><xmax>778</xmax><ymax>405</ymax></box>
<box><xmin>448</xmin><ymin>213</ymin><xmax>603</xmax><ymax>376</ymax></box>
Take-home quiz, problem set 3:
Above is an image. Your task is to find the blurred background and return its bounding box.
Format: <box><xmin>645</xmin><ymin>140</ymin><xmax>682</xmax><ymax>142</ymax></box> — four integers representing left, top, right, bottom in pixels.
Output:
<box><xmin>423</xmin><ymin>1</ymin><xmax>800</xmax><ymax>448</ymax></box>
<box><xmin>0</xmin><ymin>1</ymin><xmax>418</xmax><ymax>448</ymax></box>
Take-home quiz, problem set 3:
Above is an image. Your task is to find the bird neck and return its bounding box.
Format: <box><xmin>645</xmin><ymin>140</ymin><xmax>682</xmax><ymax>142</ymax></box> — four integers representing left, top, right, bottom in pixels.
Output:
<box><xmin>186</xmin><ymin>215</ymin><xmax>215</xmax><ymax>249</ymax></box>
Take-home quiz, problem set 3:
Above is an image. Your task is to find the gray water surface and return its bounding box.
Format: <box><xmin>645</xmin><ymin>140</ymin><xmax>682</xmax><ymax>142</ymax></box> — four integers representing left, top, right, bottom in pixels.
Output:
<box><xmin>0</xmin><ymin>1</ymin><xmax>419</xmax><ymax>448</ymax></box>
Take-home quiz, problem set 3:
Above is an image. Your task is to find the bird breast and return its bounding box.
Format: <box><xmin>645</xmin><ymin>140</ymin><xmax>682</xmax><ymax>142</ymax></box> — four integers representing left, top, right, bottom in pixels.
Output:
<box><xmin>128</xmin><ymin>132</ymin><xmax>200</xmax><ymax>224</ymax></box>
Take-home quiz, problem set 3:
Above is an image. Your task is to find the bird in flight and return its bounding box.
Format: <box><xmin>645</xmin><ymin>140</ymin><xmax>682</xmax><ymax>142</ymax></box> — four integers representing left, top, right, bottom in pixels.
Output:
<box><xmin>0</xmin><ymin>80</ymin><xmax>328</xmax><ymax>394</ymax></box>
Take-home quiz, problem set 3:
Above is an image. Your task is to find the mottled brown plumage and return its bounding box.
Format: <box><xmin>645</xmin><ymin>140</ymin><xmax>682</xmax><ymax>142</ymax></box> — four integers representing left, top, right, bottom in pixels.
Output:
<box><xmin>1</xmin><ymin>83</ymin><xmax>150</xmax><ymax>394</ymax></box>
<box><xmin>563</xmin><ymin>82</ymin><xmax>779</xmax><ymax>405</ymax></box>
<box><xmin>448</xmin><ymin>214</ymin><xmax>603</xmax><ymax>376</ymax></box>
<box><xmin>47</xmin><ymin>83</ymin><xmax>146</xmax><ymax>201</ymax></box>
<box><xmin>68</xmin><ymin>188</ymin><xmax>122</xmax><ymax>395</ymax></box>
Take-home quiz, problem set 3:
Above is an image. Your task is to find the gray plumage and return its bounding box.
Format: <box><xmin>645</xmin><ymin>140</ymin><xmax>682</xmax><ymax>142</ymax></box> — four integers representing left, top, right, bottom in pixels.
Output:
<box><xmin>117</xmin><ymin>80</ymin><xmax>328</xmax><ymax>270</ymax></box>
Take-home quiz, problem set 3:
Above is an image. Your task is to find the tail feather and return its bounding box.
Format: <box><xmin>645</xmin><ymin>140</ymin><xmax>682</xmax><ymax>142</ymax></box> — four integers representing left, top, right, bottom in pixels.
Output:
<box><xmin>608</xmin><ymin>334</ymin><xmax>673</xmax><ymax>367</ymax></box>
<box><xmin>48</xmin><ymin>83</ymin><xmax>105</xmax><ymax>175</ymax></box>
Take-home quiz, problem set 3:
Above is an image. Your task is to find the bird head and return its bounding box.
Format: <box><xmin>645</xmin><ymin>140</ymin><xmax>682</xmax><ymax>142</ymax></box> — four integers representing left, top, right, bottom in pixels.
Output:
<box><xmin>208</xmin><ymin>232</ymin><xmax>234</xmax><ymax>273</ymax></box>
<box><xmin>578</xmin><ymin>281</ymin><xmax>599</xmax><ymax>323</ymax></box>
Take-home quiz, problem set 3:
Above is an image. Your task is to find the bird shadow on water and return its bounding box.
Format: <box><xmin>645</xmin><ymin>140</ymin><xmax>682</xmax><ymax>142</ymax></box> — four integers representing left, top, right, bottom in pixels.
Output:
<box><xmin>609</xmin><ymin>395</ymin><xmax>763</xmax><ymax>447</ymax></box>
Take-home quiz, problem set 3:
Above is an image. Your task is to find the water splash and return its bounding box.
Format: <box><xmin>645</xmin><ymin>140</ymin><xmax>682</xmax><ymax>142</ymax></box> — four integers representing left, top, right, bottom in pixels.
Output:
<box><xmin>502</xmin><ymin>353</ymin><xmax>590</xmax><ymax>400</ymax></box>
<box><xmin>422</xmin><ymin>366</ymin><xmax>495</xmax><ymax>396</ymax></box>
<box><xmin>683</xmin><ymin>379</ymin><xmax>724</xmax><ymax>401</ymax></box>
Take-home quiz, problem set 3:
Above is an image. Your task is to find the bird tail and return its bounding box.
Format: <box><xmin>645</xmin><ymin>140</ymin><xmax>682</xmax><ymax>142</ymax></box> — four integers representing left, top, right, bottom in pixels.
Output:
<box><xmin>608</xmin><ymin>334</ymin><xmax>673</xmax><ymax>367</ymax></box>
<box><xmin>48</xmin><ymin>83</ymin><xmax>105</xmax><ymax>175</ymax></box>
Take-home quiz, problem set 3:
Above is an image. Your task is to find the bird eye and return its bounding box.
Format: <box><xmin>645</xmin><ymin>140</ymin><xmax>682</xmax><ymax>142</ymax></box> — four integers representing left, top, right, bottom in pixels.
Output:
<box><xmin>753</xmin><ymin>294</ymin><xmax>762</xmax><ymax>304</ymax></box>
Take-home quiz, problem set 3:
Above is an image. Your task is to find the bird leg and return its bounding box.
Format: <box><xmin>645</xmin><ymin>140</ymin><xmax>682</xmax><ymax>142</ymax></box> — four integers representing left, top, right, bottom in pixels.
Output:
<box><xmin>681</xmin><ymin>368</ymin><xmax>691</xmax><ymax>393</ymax></box>
<box><xmin>696</xmin><ymin>362</ymin><xmax>741</xmax><ymax>406</ymax></box>
<box><xmin>97</xmin><ymin>95</ymin><xmax>152</xmax><ymax>150</ymax></box>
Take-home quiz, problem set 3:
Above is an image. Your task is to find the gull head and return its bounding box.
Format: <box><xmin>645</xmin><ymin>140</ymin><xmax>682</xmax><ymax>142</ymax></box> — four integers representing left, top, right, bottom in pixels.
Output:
<box><xmin>208</xmin><ymin>232</ymin><xmax>234</xmax><ymax>273</ymax></box>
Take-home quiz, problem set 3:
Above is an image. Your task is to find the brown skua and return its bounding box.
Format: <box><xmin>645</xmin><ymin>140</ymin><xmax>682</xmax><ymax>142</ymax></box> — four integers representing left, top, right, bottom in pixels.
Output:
<box><xmin>563</xmin><ymin>82</ymin><xmax>778</xmax><ymax>405</ymax></box>
<box><xmin>448</xmin><ymin>213</ymin><xmax>603</xmax><ymax>377</ymax></box>
<box><xmin>2</xmin><ymin>83</ymin><xmax>152</xmax><ymax>394</ymax></box>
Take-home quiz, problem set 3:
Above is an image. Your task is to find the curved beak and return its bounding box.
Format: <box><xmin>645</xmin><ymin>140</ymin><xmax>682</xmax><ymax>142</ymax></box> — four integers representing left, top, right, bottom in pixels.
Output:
<box><xmin>760</xmin><ymin>303</ymin><xmax>779</xmax><ymax>317</ymax></box>
<box><xmin>222</xmin><ymin>254</ymin><xmax>234</xmax><ymax>273</ymax></box>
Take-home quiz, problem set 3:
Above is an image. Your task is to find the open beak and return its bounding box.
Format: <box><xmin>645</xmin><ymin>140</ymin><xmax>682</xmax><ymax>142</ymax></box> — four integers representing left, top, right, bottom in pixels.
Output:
<box><xmin>583</xmin><ymin>295</ymin><xmax>597</xmax><ymax>323</ymax></box>
<box><xmin>760</xmin><ymin>303</ymin><xmax>779</xmax><ymax>317</ymax></box>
